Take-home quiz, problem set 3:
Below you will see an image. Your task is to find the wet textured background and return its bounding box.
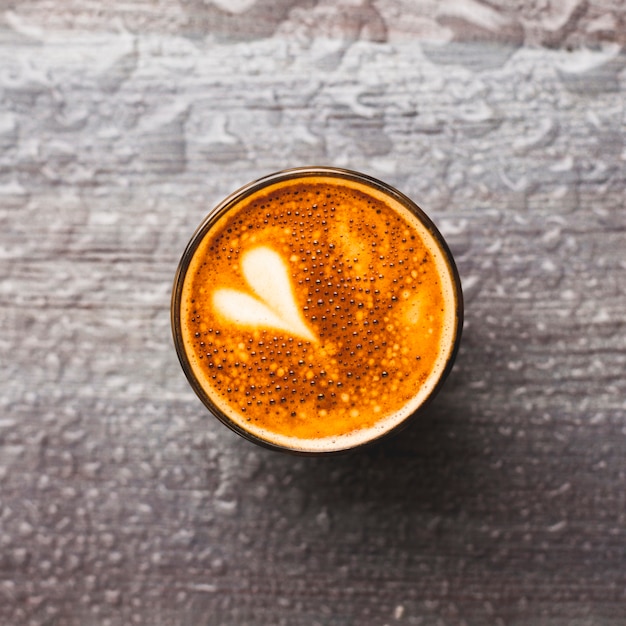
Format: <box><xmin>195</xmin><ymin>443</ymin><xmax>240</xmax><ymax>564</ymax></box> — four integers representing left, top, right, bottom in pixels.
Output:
<box><xmin>1</xmin><ymin>1</ymin><xmax>626</xmax><ymax>624</ymax></box>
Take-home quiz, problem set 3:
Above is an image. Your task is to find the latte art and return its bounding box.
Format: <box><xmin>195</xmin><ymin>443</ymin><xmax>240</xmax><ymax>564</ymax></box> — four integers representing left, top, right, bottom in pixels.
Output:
<box><xmin>213</xmin><ymin>246</ymin><xmax>317</xmax><ymax>342</ymax></box>
<box><xmin>172</xmin><ymin>168</ymin><xmax>462</xmax><ymax>453</ymax></box>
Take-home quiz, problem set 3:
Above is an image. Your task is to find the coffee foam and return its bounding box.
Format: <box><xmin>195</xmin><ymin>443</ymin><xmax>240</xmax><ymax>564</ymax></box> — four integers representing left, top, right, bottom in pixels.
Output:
<box><xmin>179</xmin><ymin>173</ymin><xmax>461</xmax><ymax>453</ymax></box>
<box><xmin>213</xmin><ymin>246</ymin><xmax>316</xmax><ymax>342</ymax></box>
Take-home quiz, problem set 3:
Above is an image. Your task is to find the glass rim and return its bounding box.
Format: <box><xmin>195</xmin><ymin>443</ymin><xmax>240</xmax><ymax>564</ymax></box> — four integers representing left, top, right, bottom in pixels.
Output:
<box><xmin>171</xmin><ymin>166</ymin><xmax>464</xmax><ymax>455</ymax></box>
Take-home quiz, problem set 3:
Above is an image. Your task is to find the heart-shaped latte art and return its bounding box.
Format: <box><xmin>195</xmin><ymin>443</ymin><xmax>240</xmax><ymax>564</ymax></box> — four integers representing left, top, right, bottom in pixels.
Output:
<box><xmin>212</xmin><ymin>246</ymin><xmax>317</xmax><ymax>342</ymax></box>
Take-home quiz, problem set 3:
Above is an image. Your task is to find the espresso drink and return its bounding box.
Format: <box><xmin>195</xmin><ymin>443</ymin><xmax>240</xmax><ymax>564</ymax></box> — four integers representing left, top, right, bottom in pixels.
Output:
<box><xmin>172</xmin><ymin>168</ymin><xmax>462</xmax><ymax>453</ymax></box>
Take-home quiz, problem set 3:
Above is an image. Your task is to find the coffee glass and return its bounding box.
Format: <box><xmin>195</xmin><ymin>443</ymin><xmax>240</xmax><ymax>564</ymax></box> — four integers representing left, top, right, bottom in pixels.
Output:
<box><xmin>171</xmin><ymin>167</ymin><xmax>463</xmax><ymax>454</ymax></box>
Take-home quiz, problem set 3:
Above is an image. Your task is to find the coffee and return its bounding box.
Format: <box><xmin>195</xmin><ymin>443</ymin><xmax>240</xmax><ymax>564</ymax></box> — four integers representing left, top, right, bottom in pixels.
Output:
<box><xmin>172</xmin><ymin>168</ymin><xmax>462</xmax><ymax>453</ymax></box>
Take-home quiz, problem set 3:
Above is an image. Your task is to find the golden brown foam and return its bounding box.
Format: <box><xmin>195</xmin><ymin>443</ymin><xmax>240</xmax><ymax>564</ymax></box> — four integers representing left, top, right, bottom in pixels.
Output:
<box><xmin>179</xmin><ymin>175</ymin><xmax>458</xmax><ymax>452</ymax></box>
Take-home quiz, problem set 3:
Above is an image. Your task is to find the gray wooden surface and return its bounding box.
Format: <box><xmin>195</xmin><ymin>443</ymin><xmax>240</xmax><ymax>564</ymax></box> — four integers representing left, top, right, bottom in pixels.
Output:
<box><xmin>1</xmin><ymin>1</ymin><xmax>626</xmax><ymax>624</ymax></box>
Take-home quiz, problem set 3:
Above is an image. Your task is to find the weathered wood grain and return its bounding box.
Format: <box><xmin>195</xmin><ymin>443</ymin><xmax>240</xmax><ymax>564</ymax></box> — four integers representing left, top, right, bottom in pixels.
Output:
<box><xmin>1</xmin><ymin>1</ymin><xmax>625</xmax><ymax>624</ymax></box>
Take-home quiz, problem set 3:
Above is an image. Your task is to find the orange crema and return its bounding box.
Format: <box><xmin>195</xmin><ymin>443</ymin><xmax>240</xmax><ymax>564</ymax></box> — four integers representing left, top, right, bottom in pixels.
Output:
<box><xmin>178</xmin><ymin>173</ymin><xmax>460</xmax><ymax>453</ymax></box>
